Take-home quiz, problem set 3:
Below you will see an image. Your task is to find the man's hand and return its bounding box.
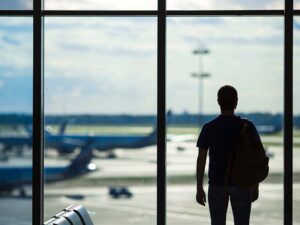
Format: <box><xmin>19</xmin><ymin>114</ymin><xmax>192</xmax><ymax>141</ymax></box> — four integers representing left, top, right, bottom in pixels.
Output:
<box><xmin>250</xmin><ymin>184</ymin><xmax>259</xmax><ymax>202</ymax></box>
<box><xmin>196</xmin><ymin>188</ymin><xmax>206</xmax><ymax>206</ymax></box>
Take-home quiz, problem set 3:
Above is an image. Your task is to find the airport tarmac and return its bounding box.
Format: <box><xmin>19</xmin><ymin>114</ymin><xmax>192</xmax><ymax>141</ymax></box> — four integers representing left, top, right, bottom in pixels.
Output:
<box><xmin>1</xmin><ymin>139</ymin><xmax>300</xmax><ymax>225</ymax></box>
<box><xmin>1</xmin><ymin>183</ymin><xmax>300</xmax><ymax>225</ymax></box>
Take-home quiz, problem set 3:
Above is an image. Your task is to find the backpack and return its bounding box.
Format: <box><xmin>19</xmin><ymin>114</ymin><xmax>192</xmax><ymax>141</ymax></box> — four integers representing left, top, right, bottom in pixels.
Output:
<box><xmin>226</xmin><ymin>119</ymin><xmax>269</xmax><ymax>189</ymax></box>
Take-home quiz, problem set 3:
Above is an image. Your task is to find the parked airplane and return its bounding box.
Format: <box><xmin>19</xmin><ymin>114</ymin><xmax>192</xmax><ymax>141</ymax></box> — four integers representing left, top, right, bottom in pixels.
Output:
<box><xmin>52</xmin><ymin>128</ymin><xmax>157</xmax><ymax>155</ymax></box>
<box><xmin>0</xmin><ymin>122</ymin><xmax>157</xmax><ymax>157</ymax></box>
<box><xmin>256</xmin><ymin>124</ymin><xmax>282</xmax><ymax>135</ymax></box>
<box><xmin>0</xmin><ymin>136</ymin><xmax>32</xmax><ymax>156</ymax></box>
<box><xmin>0</xmin><ymin>147</ymin><xmax>96</xmax><ymax>197</ymax></box>
<box><xmin>167</xmin><ymin>123</ymin><xmax>282</xmax><ymax>144</ymax></box>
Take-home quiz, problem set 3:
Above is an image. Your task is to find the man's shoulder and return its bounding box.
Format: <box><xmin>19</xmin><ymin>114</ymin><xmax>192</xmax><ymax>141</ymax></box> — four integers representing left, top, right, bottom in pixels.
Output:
<box><xmin>239</xmin><ymin>117</ymin><xmax>259</xmax><ymax>136</ymax></box>
<box><xmin>204</xmin><ymin>115</ymin><xmax>241</xmax><ymax>125</ymax></box>
<box><xmin>239</xmin><ymin>117</ymin><xmax>255</xmax><ymax>127</ymax></box>
<box><xmin>203</xmin><ymin>117</ymin><xmax>220</xmax><ymax>128</ymax></box>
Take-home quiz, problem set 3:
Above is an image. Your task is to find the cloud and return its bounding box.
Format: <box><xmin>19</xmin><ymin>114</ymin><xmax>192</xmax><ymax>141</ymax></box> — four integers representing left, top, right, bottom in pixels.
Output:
<box><xmin>0</xmin><ymin>0</ymin><xmax>32</xmax><ymax>9</ymax></box>
<box><xmin>0</xmin><ymin>76</ymin><xmax>32</xmax><ymax>113</ymax></box>
<box><xmin>167</xmin><ymin>17</ymin><xmax>284</xmax><ymax>114</ymax></box>
<box><xmin>0</xmin><ymin>9</ymin><xmax>297</xmax><ymax>114</ymax></box>
<box><xmin>2</xmin><ymin>35</ymin><xmax>20</xmax><ymax>46</ymax></box>
<box><xmin>45</xmin><ymin>0</ymin><xmax>155</xmax><ymax>10</ymax></box>
<box><xmin>0</xmin><ymin>18</ymin><xmax>33</xmax><ymax>79</ymax></box>
<box><xmin>42</xmin><ymin>17</ymin><xmax>157</xmax><ymax>114</ymax></box>
<box><xmin>168</xmin><ymin>0</ymin><xmax>283</xmax><ymax>9</ymax></box>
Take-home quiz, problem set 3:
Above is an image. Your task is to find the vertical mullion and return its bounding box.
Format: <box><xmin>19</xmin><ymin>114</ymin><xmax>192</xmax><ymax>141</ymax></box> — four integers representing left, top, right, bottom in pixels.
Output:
<box><xmin>157</xmin><ymin>0</ymin><xmax>166</xmax><ymax>224</ymax></box>
<box><xmin>284</xmin><ymin>0</ymin><xmax>293</xmax><ymax>225</ymax></box>
<box><xmin>33</xmin><ymin>0</ymin><xmax>44</xmax><ymax>224</ymax></box>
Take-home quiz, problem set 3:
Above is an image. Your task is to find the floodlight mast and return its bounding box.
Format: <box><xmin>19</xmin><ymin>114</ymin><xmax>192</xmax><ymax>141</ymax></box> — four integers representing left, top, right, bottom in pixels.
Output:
<box><xmin>192</xmin><ymin>48</ymin><xmax>210</xmax><ymax>127</ymax></box>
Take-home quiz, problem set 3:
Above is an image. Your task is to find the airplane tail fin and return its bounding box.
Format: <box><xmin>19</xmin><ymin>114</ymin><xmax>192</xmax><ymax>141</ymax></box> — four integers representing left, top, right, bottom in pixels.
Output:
<box><xmin>23</xmin><ymin>124</ymin><xmax>32</xmax><ymax>135</ymax></box>
<box><xmin>64</xmin><ymin>144</ymin><xmax>96</xmax><ymax>178</ymax></box>
<box><xmin>147</xmin><ymin>127</ymin><xmax>157</xmax><ymax>145</ymax></box>
<box><xmin>167</xmin><ymin>109</ymin><xmax>173</xmax><ymax>124</ymax></box>
<box><xmin>138</xmin><ymin>110</ymin><xmax>172</xmax><ymax>147</ymax></box>
<box><xmin>59</xmin><ymin>121</ymin><xmax>68</xmax><ymax>135</ymax></box>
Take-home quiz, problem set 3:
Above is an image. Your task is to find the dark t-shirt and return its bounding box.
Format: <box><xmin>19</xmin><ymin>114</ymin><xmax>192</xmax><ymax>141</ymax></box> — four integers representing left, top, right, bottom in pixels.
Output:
<box><xmin>196</xmin><ymin>115</ymin><xmax>260</xmax><ymax>187</ymax></box>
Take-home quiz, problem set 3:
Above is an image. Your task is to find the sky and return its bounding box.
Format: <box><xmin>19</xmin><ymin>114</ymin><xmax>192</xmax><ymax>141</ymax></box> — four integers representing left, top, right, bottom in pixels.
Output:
<box><xmin>0</xmin><ymin>1</ymin><xmax>300</xmax><ymax>115</ymax></box>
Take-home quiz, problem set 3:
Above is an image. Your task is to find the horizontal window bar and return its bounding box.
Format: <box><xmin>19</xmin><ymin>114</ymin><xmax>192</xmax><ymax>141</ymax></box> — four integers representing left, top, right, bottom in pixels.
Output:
<box><xmin>1</xmin><ymin>9</ymin><xmax>295</xmax><ymax>17</ymax></box>
<box><xmin>0</xmin><ymin>10</ymin><xmax>33</xmax><ymax>16</ymax></box>
<box><xmin>167</xmin><ymin>10</ymin><xmax>284</xmax><ymax>16</ymax></box>
<box><xmin>294</xmin><ymin>10</ymin><xmax>300</xmax><ymax>15</ymax></box>
<box><xmin>42</xmin><ymin>10</ymin><xmax>158</xmax><ymax>16</ymax></box>
<box><xmin>41</xmin><ymin>9</ymin><xmax>285</xmax><ymax>16</ymax></box>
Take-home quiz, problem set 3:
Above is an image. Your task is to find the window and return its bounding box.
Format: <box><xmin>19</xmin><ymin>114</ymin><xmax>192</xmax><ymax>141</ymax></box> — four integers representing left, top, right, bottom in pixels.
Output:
<box><xmin>0</xmin><ymin>1</ymin><xmax>295</xmax><ymax>225</ymax></box>
<box><xmin>294</xmin><ymin>16</ymin><xmax>300</xmax><ymax>224</ymax></box>
<box><xmin>43</xmin><ymin>17</ymin><xmax>157</xmax><ymax>225</ymax></box>
<box><xmin>0</xmin><ymin>17</ymin><xmax>33</xmax><ymax>224</ymax></box>
<box><xmin>167</xmin><ymin>16</ymin><xmax>284</xmax><ymax>224</ymax></box>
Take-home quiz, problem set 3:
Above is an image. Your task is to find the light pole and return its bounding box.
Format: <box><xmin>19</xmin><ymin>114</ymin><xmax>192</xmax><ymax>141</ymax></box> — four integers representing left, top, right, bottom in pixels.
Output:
<box><xmin>192</xmin><ymin>48</ymin><xmax>210</xmax><ymax>126</ymax></box>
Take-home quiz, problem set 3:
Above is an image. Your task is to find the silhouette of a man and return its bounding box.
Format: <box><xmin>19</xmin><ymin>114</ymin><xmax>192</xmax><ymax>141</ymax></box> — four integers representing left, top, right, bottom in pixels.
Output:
<box><xmin>196</xmin><ymin>85</ymin><xmax>260</xmax><ymax>225</ymax></box>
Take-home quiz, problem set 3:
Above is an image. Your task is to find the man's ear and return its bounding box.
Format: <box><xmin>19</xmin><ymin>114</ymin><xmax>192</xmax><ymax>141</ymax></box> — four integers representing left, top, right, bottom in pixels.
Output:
<box><xmin>234</xmin><ymin>99</ymin><xmax>238</xmax><ymax>109</ymax></box>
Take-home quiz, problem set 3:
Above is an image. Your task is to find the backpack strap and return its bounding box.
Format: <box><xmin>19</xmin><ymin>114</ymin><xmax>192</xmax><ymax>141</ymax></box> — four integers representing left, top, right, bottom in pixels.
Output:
<box><xmin>240</xmin><ymin>118</ymin><xmax>249</xmax><ymax>135</ymax></box>
<box><xmin>224</xmin><ymin>118</ymin><xmax>248</xmax><ymax>187</ymax></box>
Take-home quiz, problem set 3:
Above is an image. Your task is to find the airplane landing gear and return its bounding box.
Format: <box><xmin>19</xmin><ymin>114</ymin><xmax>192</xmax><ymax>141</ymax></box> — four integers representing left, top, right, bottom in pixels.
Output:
<box><xmin>107</xmin><ymin>151</ymin><xmax>117</xmax><ymax>159</ymax></box>
<box><xmin>19</xmin><ymin>188</ymin><xmax>27</xmax><ymax>198</ymax></box>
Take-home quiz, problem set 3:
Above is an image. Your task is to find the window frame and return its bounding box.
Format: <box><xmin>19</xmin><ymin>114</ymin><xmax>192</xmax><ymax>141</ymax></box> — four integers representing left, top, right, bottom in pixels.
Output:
<box><xmin>0</xmin><ymin>1</ymin><xmax>294</xmax><ymax>225</ymax></box>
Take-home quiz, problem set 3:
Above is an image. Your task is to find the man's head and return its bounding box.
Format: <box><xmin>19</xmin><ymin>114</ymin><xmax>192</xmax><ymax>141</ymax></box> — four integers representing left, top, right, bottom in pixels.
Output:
<box><xmin>217</xmin><ymin>85</ymin><xmax>238</xmax><ymax>111</ymax></box>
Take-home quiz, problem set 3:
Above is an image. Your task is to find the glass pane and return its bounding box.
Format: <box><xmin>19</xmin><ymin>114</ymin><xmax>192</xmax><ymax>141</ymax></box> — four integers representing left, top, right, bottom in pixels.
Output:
<box><xmin>0</xmin><ymin>17</ymin><xmax>33</xmax><ymax>224</ymax></box>
<box><xmin>294</xmin><ymin>16</ymin><xmax>300</xmax><ymax>225</ymax></box>
<box><xmin>44</xmin><ymin>0</ymin><xmax>156</xmax><ymax>10</ymax></box>
<box><xmin>44</xmin><ymin>17</ymin><xmax>157</xmax><ymax>225</ymax></box>
<box><xmin>168</xmin><ymin>0</ymin><xmax>283</xmax><ymax>10</ymax></box>
<box><xmin>295</xmin><ymin>0</ymin><xmax>300</xmax><ymax>9</ymax></box>
<box><xmin>167</xmin><ymin>17</ymin><xmax>283</xmax><ymax>225</ymax></box>
<box><xmin>0</xmin><ymin>1</ymin><xmax>32</xmax><ymax>10</ymax></box>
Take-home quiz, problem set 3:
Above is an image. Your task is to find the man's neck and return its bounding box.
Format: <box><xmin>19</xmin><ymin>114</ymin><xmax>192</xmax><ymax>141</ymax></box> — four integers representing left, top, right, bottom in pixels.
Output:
<box><xmin>220</xmin><ymin>110</ymin><xmax>235</xmax><ymax>116</ymax></box>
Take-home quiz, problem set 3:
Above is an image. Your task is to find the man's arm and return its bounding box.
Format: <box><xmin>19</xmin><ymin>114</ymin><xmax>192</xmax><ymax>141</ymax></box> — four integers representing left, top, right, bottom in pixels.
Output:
<box><xmin>196</xmin><ymin>148</ymin><xmax>208</xmax><ymax>206</ymax></box>
<box><xmin>247</xmin><ymin>121</ymin><xmax>260</xmax><ymax>202</ymax></box>
<box><xmin>250</xmin><ymin>183</ymin><xmax>259</xmax><ymax>202</ymax></box>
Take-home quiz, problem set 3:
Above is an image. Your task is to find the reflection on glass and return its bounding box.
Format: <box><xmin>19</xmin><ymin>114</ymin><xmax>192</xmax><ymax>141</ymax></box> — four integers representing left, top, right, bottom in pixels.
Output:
<box><xmin>44</xmin><ymin>0</ymin><xmax>156</xmax><ymax>10</ymax></box>
<box><xmin>167</xmin><ymin>17</ymin><xmax>283</xmax><ymax>225</ymax></box>
<box><xmin>293</xmin><ymin>17</ymin><xmax>300</xmax><ymax>225</ymax></box>
<box><xmin>168</xmin><ymin>0</ymin><xmax>283</xmax><ymax>10</ymax></box>
<box><xmin>0</xmin><ymin>0</ymin><xmax>32</xmax><ymax>10</ymax></box>
<box><xmin>44</xmin><ymin>17</ymin><xmax>157</xmax><ymax>225</ymax></box>
<box><xmin>0</xmin><ymin>17</ymin><xmax>33</xmax><ymax>224</ymax></box>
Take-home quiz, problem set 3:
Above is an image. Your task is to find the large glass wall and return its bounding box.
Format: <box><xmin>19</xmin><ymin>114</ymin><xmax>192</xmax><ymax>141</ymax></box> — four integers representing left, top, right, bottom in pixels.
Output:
<box><xmin>0</xmin><ymin>17</ymin><xmax>33</xmax><ymax>224</ymax></box>
<box><xmin>43</xmin><ymin>17</ymin><xmax>157</xmax><ymax>225</ymax></box>
<box><xmin>167</xmin><ymin>17</ymin><xmax>284</xmax><ymax>225</ymax></box>
<box><xmin>294</xmin><ymin>16</ymin><xmax>300</xmax><ymax>225</ymax></box>
<box><xmin>1</xmin><ymin>2</ymin><xmax>298</xmax><ymax>225</ymax></box>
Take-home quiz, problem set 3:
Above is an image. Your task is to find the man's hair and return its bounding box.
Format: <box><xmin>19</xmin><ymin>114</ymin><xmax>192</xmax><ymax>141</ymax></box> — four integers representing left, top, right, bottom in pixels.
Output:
<box><xmin>217</xmin><ymin>85</ymin><xmax>238</xmax><ymax>111</ymax></box>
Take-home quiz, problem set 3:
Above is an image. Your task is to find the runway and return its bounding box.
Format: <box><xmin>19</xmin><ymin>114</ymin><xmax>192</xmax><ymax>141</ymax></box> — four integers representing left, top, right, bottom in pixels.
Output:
<box><xmin>1</xmin><ymin>137</ymin><xmax>300</xmax><ymax>225</ymax></box>
<box><xmin>2</xmin><ymin>183</ymin><xmax>300</xmax><ymax>225</ymax></box>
